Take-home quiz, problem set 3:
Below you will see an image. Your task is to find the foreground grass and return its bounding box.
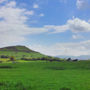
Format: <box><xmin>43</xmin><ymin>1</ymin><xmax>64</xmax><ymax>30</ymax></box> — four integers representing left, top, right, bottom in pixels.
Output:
<box><xmin>0</xmin><ymin>61</ymin><xmax>90</xmax><ymax>90</ymax></box>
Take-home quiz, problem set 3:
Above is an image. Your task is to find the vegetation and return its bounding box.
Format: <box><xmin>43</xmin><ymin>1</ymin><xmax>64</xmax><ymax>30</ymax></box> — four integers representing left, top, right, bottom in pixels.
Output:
<box><xmin>10</xmin><ymin>56</ymin><xmax>15</xmax><ymax>61</ymax></box>
<box><xmin>0</xmin><ymin>45</ymin><xmax>45</xmax><ymax>60</ymax></box>
<box><xmin>0</xmin><ymin>61</ymin><xmax>90</xmax><ymax>90</ymax></box>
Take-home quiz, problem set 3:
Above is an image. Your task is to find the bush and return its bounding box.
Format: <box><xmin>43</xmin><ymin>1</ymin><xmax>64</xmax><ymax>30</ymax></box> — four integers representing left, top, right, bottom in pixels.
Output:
<box><xmin>60</xmin><ymin>87</ymin><xmax>71</xmax><ymax>90</ymax></box>
<box><xmin>0</xmin><ymin>66</ymin><xmax>13</xmax><ymax>69</ymax></box>
<box><xmin>10</xmin><ymin>56</ymin><xmax>15</xmax><ymax>61</ymax></box>
<box><xmin>67</xmin><ymin>58</ymin><xmax>72</xmax><ymax>61</ymax></box>
<box><xmin>0</xmin><ymin>55</ymin><xmax>9</xmax><ymax>58</ymax></box>
<box><xmin>21</xmin><ymin>56</ymin><xmax>61</xmax><ymax>62</ymax></box>
<box><xmin>0</xmin><ymin>61</ymin><xmax>2</xmax><ymax>63</ymax></box>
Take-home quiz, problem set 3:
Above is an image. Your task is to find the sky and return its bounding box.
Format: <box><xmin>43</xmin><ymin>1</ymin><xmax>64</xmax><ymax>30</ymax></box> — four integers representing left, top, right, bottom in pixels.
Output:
<box><xmin>0</xmin><ymin>0</ymin><xmax>90</xmax><ymax>57</ymax></box>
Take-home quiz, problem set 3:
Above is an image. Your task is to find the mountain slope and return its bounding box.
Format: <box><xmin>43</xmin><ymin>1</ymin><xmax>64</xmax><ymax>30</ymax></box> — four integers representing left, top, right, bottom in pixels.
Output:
<box><xmin>0</xmin><ymin>45</ymin><xmax>46</xmax><ymax>60</ymax></box>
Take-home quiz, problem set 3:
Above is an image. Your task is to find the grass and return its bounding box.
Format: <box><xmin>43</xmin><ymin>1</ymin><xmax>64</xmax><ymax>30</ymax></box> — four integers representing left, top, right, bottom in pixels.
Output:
<box><xmin>0</xmin><ymin>51</ymin><xmax>45</xmax><ymax>60</ymax></box>
<box><xmin>0</xmin><ymin>61</ymin><xmax>90</xmax><ymax>90</ymax></box>
<box><xmin>0</xmin><ymin>45</ymin><xmax>46</xmax><ymax>60</ymax></box>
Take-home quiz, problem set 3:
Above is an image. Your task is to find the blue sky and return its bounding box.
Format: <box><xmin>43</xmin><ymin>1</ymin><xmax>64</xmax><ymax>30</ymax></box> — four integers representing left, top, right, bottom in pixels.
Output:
<box><xmin>0</xmin><ymin>0</ymin><xmax>90</xmax><ymax>56</ymax></box>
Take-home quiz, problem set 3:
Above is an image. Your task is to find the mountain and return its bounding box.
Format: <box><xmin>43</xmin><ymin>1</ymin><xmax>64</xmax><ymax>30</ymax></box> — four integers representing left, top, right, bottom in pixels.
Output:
<box><xmin>57</xmin><ymin>55</ymin><xmax>90</xmax><ymax>60</ymax></box>
<box><xmin>76</xmin><ymin>55</ymin><xmax>90</xmax><ymax>60</ymax></box>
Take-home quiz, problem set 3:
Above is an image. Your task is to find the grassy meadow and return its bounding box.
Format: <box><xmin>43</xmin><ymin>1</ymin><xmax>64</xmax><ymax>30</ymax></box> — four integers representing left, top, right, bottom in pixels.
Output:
<box><xmin>0</xmin><ymin>61</ymin><xmax>90</xmax><ymax>90</ymax></box>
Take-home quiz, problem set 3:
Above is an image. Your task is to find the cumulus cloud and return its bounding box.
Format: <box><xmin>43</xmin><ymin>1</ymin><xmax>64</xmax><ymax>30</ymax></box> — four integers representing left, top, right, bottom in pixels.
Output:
<box><xmin>45</xmin><ymin>18</ymin><xmax>90</xmax><ymax>33</ymax></box>
<box><xmin>29</xmin><ymin>40</ymin><xmax>90</xmax><ymax>56</ymax></box>
<box><xmin>67</xmin><ymin>18</ymin><xmax>90</xmax><ymax>33</ymax></box>
<box><xmin>0</xmin><ymin>1</ymin><xmax>48</xmax><ymax>47</ymax></box>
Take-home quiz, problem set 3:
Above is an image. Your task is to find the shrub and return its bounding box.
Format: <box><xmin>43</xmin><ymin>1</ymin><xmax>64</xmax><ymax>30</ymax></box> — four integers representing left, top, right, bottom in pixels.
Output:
<box><xmin>0</xmin><ymin>66</ymin><xmax>13</xmax><ymax>69</ymax></box>
<box><xmin>67</xmin><ymin>58</ymin><xmax>72</xmax><ymax>61</ymax></box>
<box><xmin>60</xmin><ymin>87</ymin><xmax>71</xmax><ymax>90</ymax></box>
<box><xmin>10</xmin><ymin>56</ymin><xmax>15</xmax><ymax>61</ymax></box>
<box><xmin>0</xmin><ymin>55</ymin><xmax>9</xmax><ymax>58</ymax></box>
<box><xmin>0</xmin><ymin>61</ymin><xmax>2</xmax><ymax>63</ymax></box>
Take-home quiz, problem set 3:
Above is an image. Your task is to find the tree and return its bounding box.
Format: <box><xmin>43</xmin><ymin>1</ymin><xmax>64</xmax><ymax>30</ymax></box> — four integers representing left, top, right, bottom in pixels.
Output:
<box><xmin>67</xmin><ymin>58</ymin><xmax>71</xmax><ymax>61</ymax></box>
<box><xmin>10</xmin><ymin>56</ymin><xmax>15</xmax><ymax>62</ymax></box>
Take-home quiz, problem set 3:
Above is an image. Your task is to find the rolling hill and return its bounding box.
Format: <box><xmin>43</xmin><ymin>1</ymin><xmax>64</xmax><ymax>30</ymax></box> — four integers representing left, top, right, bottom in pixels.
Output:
<box><xmin>0</xmin><ymin>45</ymin><xmax>60</xmax><ymax>62</ymax></box>
<box><xmin>0</xmin><ymin>45</ymin><xmax>46</xmax><ymax>60</ymax></box>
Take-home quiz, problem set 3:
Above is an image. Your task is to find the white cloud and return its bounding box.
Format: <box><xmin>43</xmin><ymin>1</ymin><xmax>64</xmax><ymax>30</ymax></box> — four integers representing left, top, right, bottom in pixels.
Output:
<box><xmin>6</xmin><ymin>1</ymin><xmax>16</xmax><ymax>7</ymax></box>
<box><xmin>33</xmin><ymin>4</ymin><xmax>39</xmax><ymax>8</ymax></box>
<box><xmin>39</xmin><ymin>13</ymin><xmax>44</xmax><ymax>17</ymax></box>
<box><xmin>45</xmin><ymin>25</ymin><xmax>68</xmax><ymax>33</ymax></box>
<box><xmin>0</xmin><ymin>1</ymin><xmax>48</xmax><ymax>47</ymax></box>
<box><xmin>29</xmin><ymin>40</ymin><xmax>90</xmax><ymax>56</ymax></box>
<box><xmin>72</xmin><ymin>34</ymin><xmax>83</xmax><ymax>39</ymax></box>
<box><xmin>67</xmin><ymin>18</ymin><xmax>90</xmax><ymax>33</ymax></box>
<box><xmin>25</xmin><ymin>10</ymin><xmax>34</xmax><ymax>15</ymax></box>
<box><xmin>88</xmin><ymin>19</ymin><xmax>90</xmax><ymax>23</ymax></box>
<box><xmin>44</xmin><ymin>18</ymin><xmax>90</xmax><ymax>33</ymax></box>
<box><xmin>76</xmin><ymin>0</ymin><xmax>84</xmax><ymax>9</ymax></box>
<box><xmin>0</xmin><ymin>0</ymin><xmax>6</xmax><ymax>3</ymax></box>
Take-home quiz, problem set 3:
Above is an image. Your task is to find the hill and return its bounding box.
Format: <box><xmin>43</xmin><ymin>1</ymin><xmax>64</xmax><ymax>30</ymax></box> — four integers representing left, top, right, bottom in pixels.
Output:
<box><xmin>0</xmin><ymin>45</ymin><xmax>35</xmax><ymax>52</ymax></box>
<box><xmin>0</xmin><ymin>45</ymin><xmax>60</xmax><ymax>62</ymax></box>
<box><xmin>0</xmin><ymin>45</ymin><xmax>46</xmax><ymax>60</ymax></box>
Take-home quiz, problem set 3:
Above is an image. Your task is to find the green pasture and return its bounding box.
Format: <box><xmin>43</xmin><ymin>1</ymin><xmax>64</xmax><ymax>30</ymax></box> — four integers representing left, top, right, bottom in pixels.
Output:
<box><xmin>0</xmin><ymin>61</ymin><xmax>90</xmax><ymax>90</ymax></box>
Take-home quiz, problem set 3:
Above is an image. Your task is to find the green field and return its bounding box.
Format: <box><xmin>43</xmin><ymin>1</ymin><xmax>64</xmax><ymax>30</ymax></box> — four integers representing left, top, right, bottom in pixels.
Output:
<box><xmin>0</xmin><ymin>61</ymin><xmax>90</xmax><ymax>90</ymax></box>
